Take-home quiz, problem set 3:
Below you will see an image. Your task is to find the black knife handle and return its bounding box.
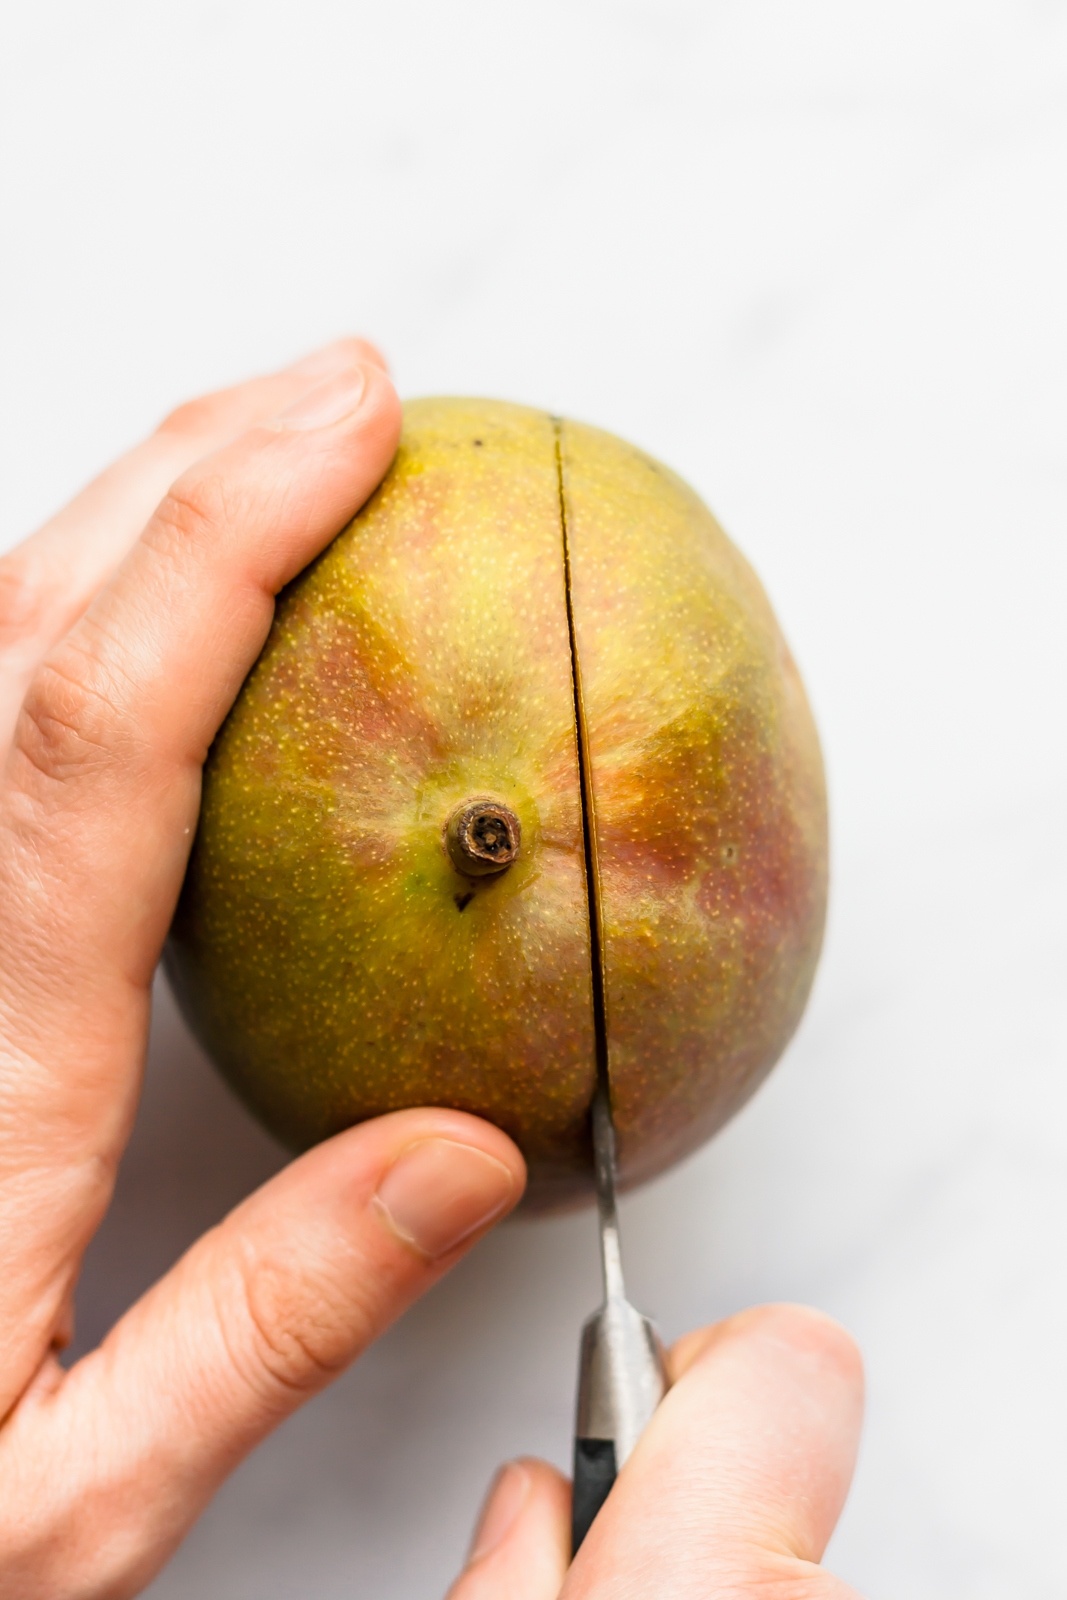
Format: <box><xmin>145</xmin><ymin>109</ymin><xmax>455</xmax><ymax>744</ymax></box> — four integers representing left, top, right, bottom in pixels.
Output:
<box><xmin>571</xmin><ymin>1436</ymin><xmax>617</xmax><ymax>1553</ymax></box>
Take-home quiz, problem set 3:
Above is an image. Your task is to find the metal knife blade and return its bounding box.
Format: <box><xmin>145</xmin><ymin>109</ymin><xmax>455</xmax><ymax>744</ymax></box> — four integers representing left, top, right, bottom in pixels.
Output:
<box><xmin>571</xmin><ymin>1088</ymin><xmax>670</xmax><ymax>1553</ymax></box>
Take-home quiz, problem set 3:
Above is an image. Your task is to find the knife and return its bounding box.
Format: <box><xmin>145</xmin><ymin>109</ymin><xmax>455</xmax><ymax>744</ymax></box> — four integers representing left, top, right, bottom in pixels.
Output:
<box><xmin>571</xmin><ymin>1086</ymin><xmax>670</xmax><ymax>1553</ymax></box>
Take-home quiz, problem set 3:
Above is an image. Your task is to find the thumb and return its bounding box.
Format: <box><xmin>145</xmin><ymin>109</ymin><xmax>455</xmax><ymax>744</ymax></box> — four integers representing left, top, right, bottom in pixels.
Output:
<box><xmin>565</xmin><ymin>1304</ymin><xmax>865</xmax><ymax>1598</ymax></box>
<box><xmin>1</xmin><ymin>1109</ymin><xmax>523</xmax><ymax>1598</ymax></box>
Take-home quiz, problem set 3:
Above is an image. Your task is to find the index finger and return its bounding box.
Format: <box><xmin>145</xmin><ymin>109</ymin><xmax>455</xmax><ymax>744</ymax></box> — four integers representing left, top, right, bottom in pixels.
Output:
<box><xmin>0</xmin><ymin>338</ymin><xmax>387</xmax><ymax>747</ymax></box>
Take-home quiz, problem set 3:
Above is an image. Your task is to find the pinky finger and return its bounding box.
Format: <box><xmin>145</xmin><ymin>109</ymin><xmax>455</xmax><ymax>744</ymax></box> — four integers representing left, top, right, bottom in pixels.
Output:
<box><xmin>446</xmin><ymin>1459</ymin><xmax>571</xmax><ymax>1600</ymax></box>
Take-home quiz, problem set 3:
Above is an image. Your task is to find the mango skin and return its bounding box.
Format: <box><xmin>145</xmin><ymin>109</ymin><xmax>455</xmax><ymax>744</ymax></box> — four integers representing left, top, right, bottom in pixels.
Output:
<box><xmin>166</xmin><ymin>399</ymin><xmax>827</xmax><ymax>1209</ymax></box>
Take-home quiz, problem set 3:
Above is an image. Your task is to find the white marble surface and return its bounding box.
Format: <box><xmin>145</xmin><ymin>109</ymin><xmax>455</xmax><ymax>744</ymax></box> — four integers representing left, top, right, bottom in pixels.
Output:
<box><xmin>2</xmin><ymin>2</ymin><xmax>1066</xmax><ymax>1594</ymax></box>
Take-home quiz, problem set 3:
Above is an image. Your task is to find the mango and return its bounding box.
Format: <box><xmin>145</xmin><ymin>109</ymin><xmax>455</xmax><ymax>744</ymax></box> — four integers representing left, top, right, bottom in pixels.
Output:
<box><xmin>166</xmin><ymin>399</ymin><xmax>827</xmax><ymax>1209</ymax></box>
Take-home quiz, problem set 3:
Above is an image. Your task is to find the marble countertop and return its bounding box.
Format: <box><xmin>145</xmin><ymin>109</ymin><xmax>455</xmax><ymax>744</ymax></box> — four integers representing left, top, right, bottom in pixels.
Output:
<box><xmin>2</xmin><ymin>2</ymin><xmax>1065</xmax><ymax>1594</ymax></box>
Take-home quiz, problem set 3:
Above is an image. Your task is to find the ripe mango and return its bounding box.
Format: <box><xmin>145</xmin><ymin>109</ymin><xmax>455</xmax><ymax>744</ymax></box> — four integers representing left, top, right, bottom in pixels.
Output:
<box><xmin>166</xmin><ymin>399</ymin><xmax>827</xmax><ymax>1209</ymax></box>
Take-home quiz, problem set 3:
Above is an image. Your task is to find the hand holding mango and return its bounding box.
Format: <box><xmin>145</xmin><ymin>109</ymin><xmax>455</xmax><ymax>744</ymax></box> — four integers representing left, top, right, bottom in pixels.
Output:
<box><xmin>0</xmin><ymin>345</ymin><xmax>858</xmax><ymax>1599</ymax></box>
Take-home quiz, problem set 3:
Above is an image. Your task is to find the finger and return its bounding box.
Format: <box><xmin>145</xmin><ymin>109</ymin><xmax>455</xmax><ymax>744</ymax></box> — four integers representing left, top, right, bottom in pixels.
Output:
<box><xmin>0</xmin><ymin>1110</ymin><xmax>525</xmax><ymax>1598</ymax></box>
<box><xmin>3</xmin><ymin>351</ymin><xmax>399</xmax><ymax>1062</ymax></box>
<box><xmin>565</xmin><ymin>1305</ymin><xmax>865</xmax><ymax>1598</ymax></box>
<box><xmin>0</xmin><ymin>358</ymin><xmax>401</xmax><ymax>1406</ymax></box>
<box><xmin>447</xmin><ymin>1458</ymin><xmax>571</xmax><ymax>1600</ymax></box>
<box><xmin>0</xmin><ymin>337</ymin><xmax>387</xmax><ymax>747</ymax></box>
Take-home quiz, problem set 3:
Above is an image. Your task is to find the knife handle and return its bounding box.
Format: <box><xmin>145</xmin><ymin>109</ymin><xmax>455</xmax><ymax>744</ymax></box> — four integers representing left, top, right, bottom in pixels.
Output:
<box><xmin>571</xmin><ymin>1436</ymin><xmax>617</xmax><ymax>1553</ymax></box>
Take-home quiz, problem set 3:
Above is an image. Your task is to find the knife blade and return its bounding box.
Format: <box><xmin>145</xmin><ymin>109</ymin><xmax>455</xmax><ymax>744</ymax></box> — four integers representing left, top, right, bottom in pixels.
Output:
<box><xmin>571</xmin><ymin>1087</ymin><xmax>670</xmax><ymax>1553</ymax></box>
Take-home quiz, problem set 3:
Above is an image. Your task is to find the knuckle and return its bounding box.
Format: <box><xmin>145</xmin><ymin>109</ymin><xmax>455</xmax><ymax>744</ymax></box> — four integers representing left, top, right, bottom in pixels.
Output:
<box><xmin>0</xmin><ymin>1427</ymin><xmax>154</xmax><ymax>1600</ymax></box>
<box><xmin>149</xmin><ymin>471</ymin><xmax>235</xmax><ymax>564</ymax></box>
<box><xmin>229</xmin><ymin>1245</ymin><xmax>361</xmax><ymax>1402</ymax></box>
<box><xmin>11</xmin><ymin>643</ymin><xmax>124</xmax><ymax>791</ymax></box>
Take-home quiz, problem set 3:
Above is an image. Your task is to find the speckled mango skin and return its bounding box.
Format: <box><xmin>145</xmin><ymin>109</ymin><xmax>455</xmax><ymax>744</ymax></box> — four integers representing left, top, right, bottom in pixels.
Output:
<box><xmin>166</xmin><ymin>398</ymin><xmax>827</xmax><ymax>1209</ymax></box>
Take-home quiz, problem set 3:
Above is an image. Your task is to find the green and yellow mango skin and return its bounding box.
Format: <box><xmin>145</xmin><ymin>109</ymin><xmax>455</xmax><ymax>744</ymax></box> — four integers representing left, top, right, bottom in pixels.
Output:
<box><xmin>166</xmin><ymin>398</ymin><xmax>827</xmax><ymax>1209</ymax></box>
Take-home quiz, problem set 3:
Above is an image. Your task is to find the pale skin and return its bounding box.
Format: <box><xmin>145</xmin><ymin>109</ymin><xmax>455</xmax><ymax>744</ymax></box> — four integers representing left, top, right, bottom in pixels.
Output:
<box><xmin>0</xmin><ymin>339</ymin><xmax>866</xmax><ymax>1598</ymax></box>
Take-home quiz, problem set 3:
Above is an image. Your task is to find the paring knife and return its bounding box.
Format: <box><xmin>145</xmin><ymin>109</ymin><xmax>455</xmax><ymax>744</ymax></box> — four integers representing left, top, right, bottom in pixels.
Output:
<box><xmin>571</xmin><ymin>1086</ymin><xmax>670</xmax><ymax>1553</ymax></box>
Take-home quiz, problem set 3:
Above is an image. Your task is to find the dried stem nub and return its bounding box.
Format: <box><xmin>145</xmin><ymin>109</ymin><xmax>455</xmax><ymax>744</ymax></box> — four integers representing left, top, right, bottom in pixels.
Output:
<box><xmin>445</xmin><ymin>798</ymin><xmax>522</xmax><ymax>878</ymax></box>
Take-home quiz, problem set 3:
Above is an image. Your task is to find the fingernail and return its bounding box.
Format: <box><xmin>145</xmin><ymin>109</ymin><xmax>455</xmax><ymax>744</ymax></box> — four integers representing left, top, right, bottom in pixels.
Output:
<box><xmin>271</xmin><ymin>366</ymin><xmax>367</xmax><ymax>430</ymax></box>
<box><xmin>374</xmin><ymin>1138</ymin><xmax>516</xmax><ymax>1259</ymax></box>
<box><xmin>468</xmin><ymin>1463</ymin><xmax>530</xmax><ymax>1564</ymax></box>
